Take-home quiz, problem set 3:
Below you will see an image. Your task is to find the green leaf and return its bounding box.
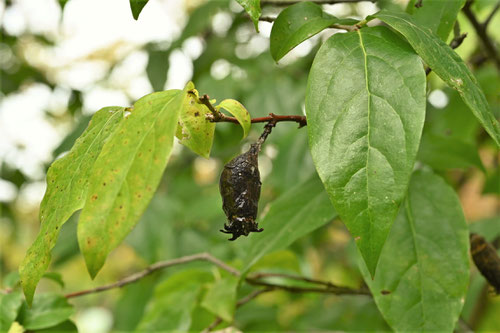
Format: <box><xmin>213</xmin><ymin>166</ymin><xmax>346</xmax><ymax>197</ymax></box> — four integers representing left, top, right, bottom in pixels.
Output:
<box><xmin>137</xmin><ymin>270</ymin><xmax>212</xmax><ymax>331</ymax></box>
<box><xmin>236</xmin><ymin>0</ymin><xmax>261</xmax><ymax>31</ymax></box>
<box><xmin>0</xmin><ymin>291</ymin><xmax>23</xmax><ymax>331</ymax></box>
<box><xmin>243</xmin><ymin>174</ymin><xmax>336</xmax><ymax>272</ymax></box>
<box><xmin>17</xmin><ymin>294</ymin><xmax>74</xmax><ymax>330</ymax></box>
<box><xmin>359</xmin><ymin>169</ymin><xmax>470</xmax><ymax>332</ymax></box>
<box><xmin>406</xmin><ymin>0</ymin><xmax>466</xmax><ymax>41</ymax></box>
<box><xmin>469</xmin><ymin>216</ymin><xmax>500</xmax><ymax>242</ymax></box>
<box><xmin>41</xmin><ymin>272</ymin><xmax>64</xmax><ymax>289</ymax></box>
<box><xmin>270</xmin><ymin>1</ymin><xmax>356</xmax><ymax>62</ymax></box>
<box><xmin>35</xmin><ymin>320</ymin><xmax>78</xmax><ymax>333</ymax></box>
<box><xmin>77</xmin><ymin>89</ymin><xmax>184</xmax><ymax>278</ymax></box>
<box><xmin>129</xmin><ymin>0</ymin><xmax>149</xmax><ymax>20</ymax></box>
<box><xmin>217</xmin><ymin>99</ymin><xmax>251</xmax><ymax>139</ymax></box>
<box><xmin>176</xmin><ymin>83</ymin><xmax>215</xmax><ymax>158</ymax></box>
<box><xmin>19</xmin><ymin>106</ymin><xmax>126</xmax><ymax>305</ymax></box>
<box><xmin>483</xmin><ymin>167</ymin><xmax>500</xmax><ymax>195</ymax></box>
<box><xmin>373</xmin><ymin>10</ymin><xmax>500</xmax><ymax>147</ymax></box>
<box><xmin>418</xmin><ymin>133</ymin><xmax>484</xmax><ymax>171</ymax></box>
<box><xmin>201</xmin><ymin>275</ymin><xmax>238</xmax><ymax>322</ymax></box>
<box><xmin>306</xmin><ymin>26</ymin><xmax>426</xmax><ymax>276</ymax></box>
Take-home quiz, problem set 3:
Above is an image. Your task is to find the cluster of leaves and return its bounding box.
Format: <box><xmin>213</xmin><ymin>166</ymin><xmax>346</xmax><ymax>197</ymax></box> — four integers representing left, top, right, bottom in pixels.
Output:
<box><xmin>4</xmin><ymin>0</ymin><xmax>499</xmax><ymax>331</ymax></box>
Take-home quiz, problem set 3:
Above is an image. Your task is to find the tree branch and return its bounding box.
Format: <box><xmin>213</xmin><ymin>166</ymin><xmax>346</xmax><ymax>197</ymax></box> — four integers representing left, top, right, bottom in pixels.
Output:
<box><xmin>245</xmin><ymin>277</ymin><xmax>371</xmax><ymax>295</ymax></box>
<box><xmin>195</xmin><ymin>92</ymin><xmax>307</xmax><ymax>128</ymax></box>
<box><xmin>65</xmin><ymin>253</ymin><xmax>240</xmax><ymax>298</ymax></box>
<box><xmin>483</xmin><ymin>0</ymin><xmax>500</xmax><ymax>28</ymax></box>
<box><xmin>462</xmin><ymin>0</ymin><xmax>500</xmax><ymax>70</ymax></box>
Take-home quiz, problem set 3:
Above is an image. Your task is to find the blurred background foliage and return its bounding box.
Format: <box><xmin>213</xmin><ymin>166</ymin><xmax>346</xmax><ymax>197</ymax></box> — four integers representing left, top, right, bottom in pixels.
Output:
<box><xmin>0</xmin><ymin>0</ymin><xmax>499</xmax><ymax>331</ymax></box>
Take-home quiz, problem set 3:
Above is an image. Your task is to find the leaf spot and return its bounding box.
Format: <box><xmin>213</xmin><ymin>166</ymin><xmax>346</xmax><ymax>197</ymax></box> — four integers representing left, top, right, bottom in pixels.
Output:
<box><xmin>91</xmin><ymin>194</ymin><xmax>98</xmax><ymax>201</ymax></box>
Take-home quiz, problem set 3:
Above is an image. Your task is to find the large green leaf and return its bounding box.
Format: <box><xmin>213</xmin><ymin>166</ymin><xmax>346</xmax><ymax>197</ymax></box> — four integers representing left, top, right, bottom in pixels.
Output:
<box><xmin>359</xmin><ymin>169</ymin><xmax>470</xmax><ymax>332</ymax></box>
<box><xmin>407</xmin><ymin>0</ymin><xmax>466</xmax><ymax>41</ymax></box>
<box><xmin>306</xmin><ymin>26</ymin><xmax>426</xmax><ymax>276</ymax></box>
<box><xmin>243</xmin><ymin>174</ymin><xmax>336</xmax><ymax>272</ymax></box>
<box><xmin>0</xmin><ymin>291</ymin><xmax>23</xmax><ymax>331</ymax></box>
<box><xmin>78</xmin><ymin>89</ymin><xmax>183</xmax><ymax>278</ymax></box>
<box><xmin>19</xmin><ymin>106</ymin><xmax>125</xmax><ymax>305</ymax></box>
<box><xmin>17</xmin><ymin>294</ymin><xmax>74</xmax><ymax>330</ymax></box>
<box><xmin>270</xmin><ymin>1</ymin><xmax>357</xmax><ymax>62</ymax></box>
<box><xmin>236</xmin><ymin>0</ymin><xmax>261</xmax><ymax>31</ymax></box>
<box><xmin>374</xmin><ymin>10</ymin><xmax>500</xmax><ymax>147</ymax></box>
<box><xmin>129</xmin><ymin>0</ymin><xmax>149</xmax><ymax>20</ymax></box>
<box><xmin>137</xmin><ymin>270</ymin><xmax>212</xmax><ymax>331</ymax></box>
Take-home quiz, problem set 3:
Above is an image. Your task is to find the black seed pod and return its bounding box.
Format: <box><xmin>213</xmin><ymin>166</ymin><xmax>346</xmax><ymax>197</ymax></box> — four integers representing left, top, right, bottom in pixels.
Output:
<box><xmin>219</xmin><ymin>122</ymin><xmax>275</xmax><ymax>241</ymax></box>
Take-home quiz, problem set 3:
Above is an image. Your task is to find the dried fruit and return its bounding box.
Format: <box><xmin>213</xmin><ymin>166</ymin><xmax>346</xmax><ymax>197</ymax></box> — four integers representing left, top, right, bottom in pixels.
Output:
<box><xmin>219</xmin><ymin>123</ymin><xmax>275</xmax><ymax>240</ymax></box>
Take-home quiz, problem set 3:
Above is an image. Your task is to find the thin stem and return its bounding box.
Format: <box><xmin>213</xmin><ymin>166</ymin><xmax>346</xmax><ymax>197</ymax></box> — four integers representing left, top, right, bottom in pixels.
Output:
<box><xmin>246</xmin><ymin>277</ymin><xmax>371</xmax><ymax>295</ymax></box>
<box><xmin>258</xmin><ymin>16</ymin><xmax>363</xmax><ymax>32</ymax></box>
<box><xmin>65</xmin><ymin>253</ymin><xmax>240</xmax><ymax>298</ymax></box>
<box><xmin>462</xmin><ymin>0</ymin><xmax>500</xmax><ymax>70</ymax></box>
<box><xmin>483</xmin><ymin>0</ymin><xmax>500</xmax><ymax>28</ymax></box>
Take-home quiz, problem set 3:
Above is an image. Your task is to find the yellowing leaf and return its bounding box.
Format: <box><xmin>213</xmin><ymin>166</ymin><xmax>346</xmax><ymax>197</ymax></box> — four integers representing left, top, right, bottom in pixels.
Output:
<box><xmin>217</xmin><ymin>99</ymin><xmax>251</xmax><ymax>139</ymax></box>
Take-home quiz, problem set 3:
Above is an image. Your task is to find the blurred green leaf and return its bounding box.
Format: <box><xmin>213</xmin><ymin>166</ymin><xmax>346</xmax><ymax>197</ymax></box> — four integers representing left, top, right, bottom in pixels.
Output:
<box><xmin>270</xmin><ymin>1</ymin><xmax>356</xmax><ymax>62</ymax></box>
<box><xmin>483</xmin><ymin>167</ymin><xmax>500</xmax><ymax>195</ymax></box>
<box><xmin>146</xmin><ymin>46</ymin><xmax>170</xmax><ymax>92</ymax></box>
<box><xmin>201</xmin><ymin>275</ymin><xmax>238</xmax><ymax>322</ymax></box>
<box><xmin>18</xmin><ymin>294</ymin><xmax>74</xmax><ymax>330</ymax></box>
<box><xmin>469</xmin><ymin>216</ymin><xmax>500</xmax><ymax>242</ymax></box>
<box><xmin>359</xmin><ymin>169</ymin><xmax>469</xmax><ymax>331</ymax></box>
<box><xmin>306</xmin><ymin>26</ymin><xmax>426</xmax><ymax>276</ymax></box>
<box><xmin>35</xmin><ymin>320</ymin><xmax>78</xmax><ymax>332</ymax></box>
<box><xmin>3</xmin><ymin>272</ymin><xmax>20</xmax><ymax>289</ymax></box>
<box><xmin>406</xmin><ymin>0</ymin><xmax>466</xmax><ymax>41</ymax></box>
<box><xmin>137</xmin><ymin>269</ymin><xmax>212</xmax><ymax>331</ymax></box>
<box><xmin>374</xmin><ymin>10</ymin><xmax>500</xmax><ymax>147</ymax></box>
<box><xmin>78</xmin><ymin>90</ymin><xmax>183</xmax><ymax>278</ymax></box>
<box><xmin>20</xmin><ymin>106</ymin><xmax>126</xmax><ymax>305</ymax></box>
<box><xmin>248</xmin><ymin>250</ymin><xmax>301</xmax><ymax>274</ymax></box>
<box><xmin>243</xmin><ymin>174</ymin><xmax>336</xmax><ymax>272</ymax></box>
<box><xmin>176</xmin><ymin>84</ymin><xmax>215</xmax><ymax>158</ymax></box>
<box><xmin>41</xmin><ymin>273</ymin><xmax>64</xmax><ymax>289</ymax></box>
<box><xmin>0</xmin><ymin>291</ymin><xmax>23</xmax><ymax>331</ymax></box>
<box><xmin>129</xmin><ymin>0</ymin><xmax>149</xmax><ymax>20</ymax></box>
<box><xmin>418</xmin><ymin>133</ymin><xmax>484</xmax><ymax>170</ymax></box>
<box><xmin>217</xmin><ymin>99</ymin><xmax>251</xmax><ymax>139</ymax></box>
<box><xmin>237</xmin><ymin>0</ymin><xmax>261</xmax><ymax>31</ymax></box>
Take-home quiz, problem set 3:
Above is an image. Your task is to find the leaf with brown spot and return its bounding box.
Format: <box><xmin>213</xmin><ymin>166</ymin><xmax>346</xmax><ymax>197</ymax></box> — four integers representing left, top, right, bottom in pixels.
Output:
<box><xmin>78</xmin><ymin>88</ymin><xmax>185</xmax><ymax>278</ymax></box>
<box><xmin>175</xmin><ymin>82</ymin><xmax>215</xmax><ymax>158</ymax></box>
<box><xmin>19</xmin><ymin>106</ymin><xmax>126</xmax><ymax>305</ymax></box>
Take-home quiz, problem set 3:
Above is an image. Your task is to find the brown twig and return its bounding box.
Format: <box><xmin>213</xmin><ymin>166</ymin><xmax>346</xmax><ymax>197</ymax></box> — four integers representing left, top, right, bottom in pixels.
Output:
<box><xmin>249</xmin><ymin>272</ymin><xmax>363</xmax><ymax>290</ymax></box>
<box><xmin>65</xmin><ymin>253</ymin><xmax>240</xmax><ymax>298</ymax></box>
<box><xmin>195</xmin><ymin>92</ymin><xmax>307</xmax><ymax>128</ymax></box>
<box><xmin>462</xmin><ymin>0</ymin><xmax>500</xmax><ymax>71</ymax></box>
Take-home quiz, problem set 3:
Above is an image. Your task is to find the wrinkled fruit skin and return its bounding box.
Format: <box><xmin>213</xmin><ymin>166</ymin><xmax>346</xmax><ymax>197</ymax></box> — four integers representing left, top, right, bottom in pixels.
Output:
<box><xmin>219</xmin><ymin>143</ymin><xmax>263</xmax><ymax>241</ymax></box>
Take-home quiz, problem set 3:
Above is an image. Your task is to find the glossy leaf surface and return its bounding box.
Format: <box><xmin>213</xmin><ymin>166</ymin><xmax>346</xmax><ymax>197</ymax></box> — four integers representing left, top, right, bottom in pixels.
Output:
<box><xmin>0</xmin><ymin>291</ymin><xmax>23</xmax><ymax>331</ymax></box>
<box><xmin>243</xmin><ymin>174</ymin><xmax>336</xmax><ymax>272</ymax></box>
<box><xmin>78</xmin><ymin>89</ymin><xmax>183</xmax><ymax>278</ymax></box>
<box><xmin>407</xmin><ymin>0</ymin><xmax>465</xmax><ymax>41</ymax></box>
<box><xmin>19</xmin><ymin>106</ymin><xmax>126</xmax><ymax>305</ymax></box>
<box><xmin>359</xmin><ymin>170</ymin><xmax>469</xmax><ymax>332</ymax></box>
<box><xmin>306</xmin><ymin>26</ymin><xmax>426</xmax><ymax>276</ymax></box>
<box><xmin>270</xmin><ymin>1</ymin><xmax>356</xmax><ymax>62</ymax></box>
<box><xmin>374</xmin><ymin>10</ymin><xmax>500</xmax><ymax>147</ymax></box>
